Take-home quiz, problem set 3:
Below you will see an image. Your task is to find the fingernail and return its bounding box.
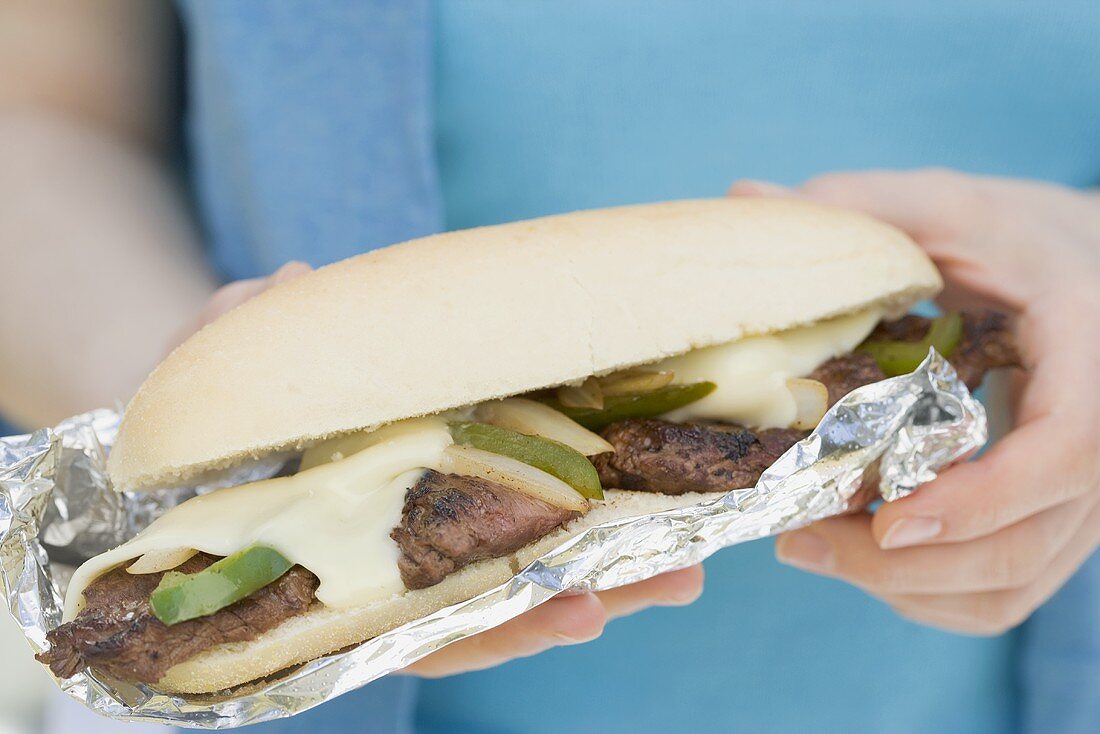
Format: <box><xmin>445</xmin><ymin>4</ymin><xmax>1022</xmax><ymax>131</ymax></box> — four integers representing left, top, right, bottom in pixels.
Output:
<box><xmin>270</xmin><ymin>261</ymin><xmax>312</xmax><ymax>285</ymax></box>
<box><xmin>776</xmin><ymin>530</ymin><xmax>834</xmax><ymax>573</ymax></box>
<box><xmin>880</xmin><ymin>517</ymin><xmax>943</xmax><ymax>549</ymax></box>
<box><xmin>665</xmin><ymin>584</ymin><xmax>703</xmax><ymax>605</ymax></box>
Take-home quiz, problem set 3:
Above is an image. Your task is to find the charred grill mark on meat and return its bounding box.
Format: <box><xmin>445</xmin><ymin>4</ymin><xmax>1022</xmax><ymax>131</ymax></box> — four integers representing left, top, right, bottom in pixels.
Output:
<box><xmin>593</xmin><ymin>420</ymin><xmax>807</xmax><ymax>494</ymax></box>
<box><xmin>392</xmin><ymin>470</ymin><xmax>580</xmax><ymax>589</ymax></box>
<box><xmin>36</xmin><ymin>554</ymin><xmax>318</xmax><ymax>683</ymax></box>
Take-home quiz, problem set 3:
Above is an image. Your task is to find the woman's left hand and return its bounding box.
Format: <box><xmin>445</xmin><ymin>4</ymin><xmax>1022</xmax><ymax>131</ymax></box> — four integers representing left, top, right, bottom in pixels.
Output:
<box><xmin>730</xmin><ymin>168</ymin><xmax>1100</xmax><ymax>635</ymax></box>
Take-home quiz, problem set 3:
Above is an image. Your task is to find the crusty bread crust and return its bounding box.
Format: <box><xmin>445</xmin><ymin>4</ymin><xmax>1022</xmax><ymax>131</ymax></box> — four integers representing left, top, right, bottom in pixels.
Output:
<box><xmin>108</xmin><ymin>198</ymin><xmax>940</xmax><ymax>492</ymax></box>
<box><xmin>157</xmin><ymin>490</ymin><xmax>710</xmax><ymax>693</ymax></box>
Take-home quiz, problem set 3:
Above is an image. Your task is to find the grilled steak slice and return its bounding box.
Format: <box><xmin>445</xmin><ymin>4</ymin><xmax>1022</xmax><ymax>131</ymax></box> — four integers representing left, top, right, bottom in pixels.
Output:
<box><xmin>40</xmin><ymin>472</ymin><xmax>581</xmax><ymax>682</ymax></box>
<box><xmin>951</xmin><ymin>310</ymin><xmax>1022</xmax><ymax>387</ymax></box>
<box><xmin>809</xmin><ymin>353</ymin><xmax>886</xmax><ymax>406</ymax></box>
<box><xmin>37</xmin><ymin>554</ymin><xmax>317</xmax><ymax>684</ymax></box>
<box><xmin>867</xmin><ymin>310</ymin><xmax>1021</xmax><ymax>388</ymax></box>
<box><xmin>594</xmin><ymin>420</ymin><xmax>806</xmax><ymax>494</ymax></box>
<box><xmin>392</xmin><ymin>470</ymin><xmax>581</xmax><ymax>590</ymax></box>
<box><xmin>594</xmin><ymin>311</ymin><xmax>1020</xmax><ymax>496</ymax></box>
<box><xmin>866</xmin><ymin>313</ymin><xmax>930</xmax><ymax>342</ymax></box>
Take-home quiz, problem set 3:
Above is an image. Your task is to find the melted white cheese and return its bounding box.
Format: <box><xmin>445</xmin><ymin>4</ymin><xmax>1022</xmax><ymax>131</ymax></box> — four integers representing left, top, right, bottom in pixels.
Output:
<box><xmin>63</xmin><ymin>417</ymin><xmax>453</xmax><ymax>621</ymax></box>
<box><xmin>66</xmin><ymin>310</ymin><xmax>881</xmax><ymax>619</ymax></box>
<box><xmin>659</xmin><ymin>308</ymin><xmax>881</xmax><ymax>427</ymax></box>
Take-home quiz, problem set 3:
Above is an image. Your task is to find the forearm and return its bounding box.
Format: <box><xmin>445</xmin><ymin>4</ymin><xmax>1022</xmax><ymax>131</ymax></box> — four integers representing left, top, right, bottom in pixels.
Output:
<box><xmin>0</xmin><ymin>112</ymin><xmax>216</xmax><ymax>427</ymax></box>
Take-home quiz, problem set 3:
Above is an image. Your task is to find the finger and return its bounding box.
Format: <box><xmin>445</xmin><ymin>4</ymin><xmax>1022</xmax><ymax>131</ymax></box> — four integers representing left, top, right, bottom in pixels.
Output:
<box><xmin>201</xmin><ymin>277</ymin><xmax>269</xmax><ymax>323</ymax></box>
<box><xmin>795</xmin><ymin>169</ymin><xmax>1060</xmax><ymax>308</ymax></box>
<box><xmin>595</xmin><ymin>565</ymin><xmax>705</xmax><ymax>620</ymax></box>
<box><xmin>778</xmin><ymin>497</ymin><xmax>1095</xmax><ymax>595</ymax></box>
<box><xmin>164</xmin><ymin>277</ymin><xmax>269</xmax><ymax>355</ymax></box>
<box><xmin>885</xmin><ymin>499</ymin><xmax>1100</xmax><ymax>635</ymax></box>
<box><xmin>731</xmin><ymin>171</ymin><xmax>1021</xmax><ymax>308</ymax></box>
<box><xmin>796</xmin><ymin>168</ymin><xmax>977</xmax><ymax>242</ymax></box>
<box><xmin>166</xmin><ymin>262</ymin><xmax>316</xmax><ymax>356</ymax></box>
<box><xmin>872</xmin><ymin>420</ymin><xmax>1079</xmax><ymax>548</ymax></box>
<box><xmin>872</xmin><ymin>322</ymin><xmax>1098</xmax><ymax>548</ymax></box>
<box><xmin>198</xmin><ymin>262</ymin><xmax>314</xmax><ymax>331</ymax></box>
<box><xmin>268</xmin><ymin>260</ymin><xmax>313</xmax><ymax>285</ymax></box>
<box><xmin>206</xmin><ymin>262</ymin><xmax>312</xmax><ymax>321</ymax></box>
<box><xmin>404</xmin><ymin>592</ymin><xmax>606</xmax><ymax>678</ymax></box>
<box><xmin>732</xmin><ymin>170</ymin><xmax>978</xmax><ymax>239</ymax></box>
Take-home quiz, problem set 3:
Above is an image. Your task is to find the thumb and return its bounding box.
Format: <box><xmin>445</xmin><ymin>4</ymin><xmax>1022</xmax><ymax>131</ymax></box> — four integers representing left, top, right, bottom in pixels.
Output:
<box><xmin>795</xmin><ymin>169</ymin><xmax>976</xmax><ymax>242</ymax></box>
<box><xmin>796</xmin><ymin>170</ymin><xmax>1044</xmax><ymax>310</ymax></box>
<box><xmin>728</xmin><ymin>171</ymin><xmax>963</xmax><ymax>242</ymax></box>
<box><xmin>731</xmin><ymin>170</ymin><xmax>1018</xmax><ymax>309</ymax></box>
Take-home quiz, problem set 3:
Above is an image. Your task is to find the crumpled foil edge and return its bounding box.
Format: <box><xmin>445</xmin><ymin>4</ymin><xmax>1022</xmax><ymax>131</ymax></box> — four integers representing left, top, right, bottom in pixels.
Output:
<box><xmin>0</xmin><ymin>350</ymin><xmax>986</xmax><ymax>729</ymax></box>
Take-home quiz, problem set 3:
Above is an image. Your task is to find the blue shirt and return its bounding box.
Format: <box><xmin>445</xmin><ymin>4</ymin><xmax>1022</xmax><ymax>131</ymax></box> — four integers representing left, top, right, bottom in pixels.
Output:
<box><xmin>174</xmin><ymin>2</ymin><xmax>1100</xmax><ymax>732</ymax></box>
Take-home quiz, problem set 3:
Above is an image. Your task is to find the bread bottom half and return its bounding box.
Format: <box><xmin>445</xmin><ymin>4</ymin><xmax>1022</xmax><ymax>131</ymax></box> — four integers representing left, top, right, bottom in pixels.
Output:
<box><xmin>156</xmin><ymin>489</ymin><xmax>715</xmax><ymax>693</ymax></box>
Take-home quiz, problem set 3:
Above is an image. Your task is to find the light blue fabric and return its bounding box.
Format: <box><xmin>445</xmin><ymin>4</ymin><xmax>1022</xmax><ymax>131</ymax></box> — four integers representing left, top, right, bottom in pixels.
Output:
<box><xmin>172</xmin><ymin>2</ymin><xmax>1100</xmax><ymax>732</ymax></box>
<box><xmin>177</xmin><ymin>0</ymin><xmax>441</xmax><ymax>281</ymax></box>
<box><xmin>423</xmin><ymin>5</ymin><xmax>1100</xmax><ymax>732</ymax></box>
<box><xmin>1019</xmin><ymin>553</ymin><xmax>1100</xmax><ymax>733</ymax></box>
<box><xmin>433</xmin><ymin>1</ymin><xmax>1100</xmax><ymax>228</ymax></box>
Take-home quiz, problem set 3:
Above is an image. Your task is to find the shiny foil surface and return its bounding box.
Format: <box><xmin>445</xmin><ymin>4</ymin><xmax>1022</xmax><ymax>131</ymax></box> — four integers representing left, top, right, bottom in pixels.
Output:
<box><xmin>0</xmin><ymin>351</ymin><xmax>986</xmax><ymax>728</ymax></box>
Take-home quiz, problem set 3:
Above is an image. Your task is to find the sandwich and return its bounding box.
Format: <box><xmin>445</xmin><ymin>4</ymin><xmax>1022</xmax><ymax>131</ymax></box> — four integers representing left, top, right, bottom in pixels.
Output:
<box><xmin>36</xmin><ymin>198</ymin><xmax>1020</xmax><ymax>693</ymax></box>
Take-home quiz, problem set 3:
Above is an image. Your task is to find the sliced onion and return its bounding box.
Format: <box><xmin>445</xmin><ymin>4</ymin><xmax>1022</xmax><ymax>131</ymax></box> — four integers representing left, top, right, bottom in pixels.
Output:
<box><xmin>786</xmin><ymin>378</ymin><xmax>829</xmax><ymax>430</ymax></box>
<box><xmin>439</xmin><ymin>444</ymin><xmax>589</xmax><ymax>512</ymax></box>
<box><xmin>126</xmin><ymin>547</ymin><xmax>198</xmax><ymax>575</ymax></box>
<box><xmin>556</xmin><ymin>376</ymin><xmax>604</xmax><ymax>409</ymax></box>
<box><xmin>598</xmin><ymin>368</ymin><xmax>675</xmax><ymax>396</ymax></box>
<box><xmin>475</xmin><ymin>398</ymin><xmax>614</xmax><ymax>456</ymax></box>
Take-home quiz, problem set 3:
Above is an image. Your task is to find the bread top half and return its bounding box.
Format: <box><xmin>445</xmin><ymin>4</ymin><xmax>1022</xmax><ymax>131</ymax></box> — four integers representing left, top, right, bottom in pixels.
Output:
<box><xmin>108</xmin><ymin>198</ymin><xmax>941</xmax><ymax>491</ymax></box>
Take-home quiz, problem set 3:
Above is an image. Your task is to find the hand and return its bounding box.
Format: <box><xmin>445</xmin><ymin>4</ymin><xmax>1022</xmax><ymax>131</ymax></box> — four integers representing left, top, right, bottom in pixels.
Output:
<box><xmin>404</xmin><ymin>566</ymin><xmax>704</xmax><ymax>677</ymax></box>
<box><xmin>178</xmin><ymin>262</ymin><xmax>706</xmax><ymax>674</ymax></box>
<box><xmin>731</xmin><ymin>169</ymin><xmax>1100</xmax><ymax>635</ymax></box>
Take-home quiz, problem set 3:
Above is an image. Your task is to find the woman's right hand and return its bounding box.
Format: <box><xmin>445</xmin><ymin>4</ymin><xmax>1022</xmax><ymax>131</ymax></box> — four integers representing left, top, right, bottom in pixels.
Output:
<box><xmin>180</xmin><ymin>261</ymin><xmax>706</xmax><ymax>677</ymax></box>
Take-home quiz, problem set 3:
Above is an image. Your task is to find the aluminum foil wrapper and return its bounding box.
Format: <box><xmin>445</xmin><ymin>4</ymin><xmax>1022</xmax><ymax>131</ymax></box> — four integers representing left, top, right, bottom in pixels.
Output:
<box><xmin>0</xmin><ymin>351</ymin><xmax>985</xmax><ymax>729</ymax></box>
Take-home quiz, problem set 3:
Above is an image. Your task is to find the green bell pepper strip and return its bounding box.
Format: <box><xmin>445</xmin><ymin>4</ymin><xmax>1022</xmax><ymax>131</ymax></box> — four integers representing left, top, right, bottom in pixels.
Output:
<box><xmin>927</xmin><ymin>311</ymin><xmax>964</xmax><ymax>356</ymax></box>
<box><xmin>449</xmin><ymin>421</ymin><xmax>603</xmax><ymax>500</ymax></box>
<box><xmin>856</xmin><ymin>312</ymin><xmax>963</xmax><ymax>376</ymax></box>
<box><xmin>541</xmin><ymin>381</ymin><xmax>717</xmax><ymax>432</ymax></box>
<box><xmin>149</xmin><ymin>545</ymin><xmax>294</xmax><ymax>626</ymax></box>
